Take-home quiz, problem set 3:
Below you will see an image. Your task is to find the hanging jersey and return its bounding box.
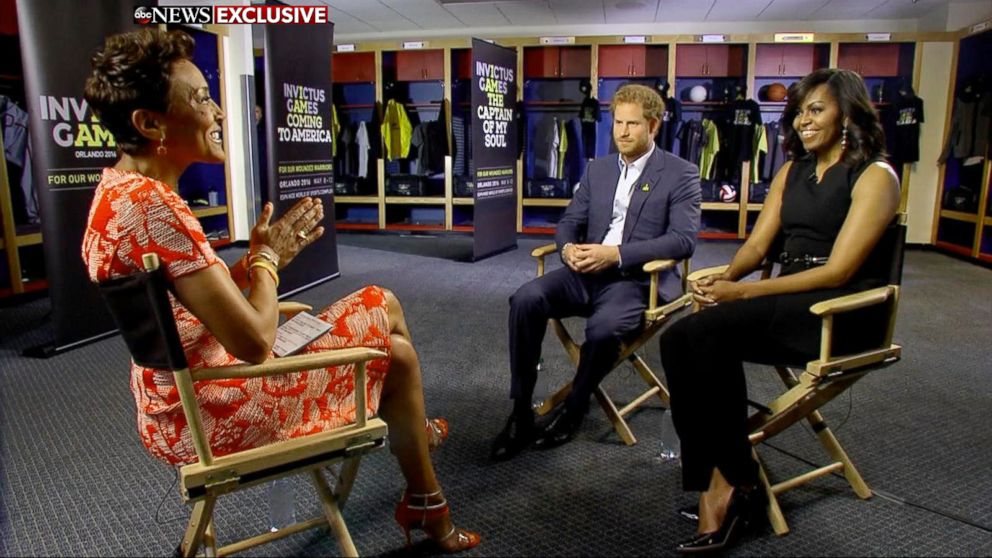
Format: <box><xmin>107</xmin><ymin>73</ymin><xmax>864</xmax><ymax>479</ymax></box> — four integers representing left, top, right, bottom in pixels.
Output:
<box><xmin>700</xmin><ymin>119</ymin><xmax>721</xmax><ymax>181</ymax></box>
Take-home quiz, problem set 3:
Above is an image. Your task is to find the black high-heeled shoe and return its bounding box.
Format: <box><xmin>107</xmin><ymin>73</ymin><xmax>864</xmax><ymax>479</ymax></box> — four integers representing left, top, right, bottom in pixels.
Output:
<box><xmin>676</xmin><ymin>486</ymin><xmax>767</xmax><ymax>554</ymax></box>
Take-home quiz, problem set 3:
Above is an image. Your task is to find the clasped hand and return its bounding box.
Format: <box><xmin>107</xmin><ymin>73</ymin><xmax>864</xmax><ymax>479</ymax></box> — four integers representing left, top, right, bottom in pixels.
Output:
<box><xmin>691</xmin><ymin>273</ymin><xmax>747</xmax><ymax>306</ymax></box>
<box><xmin>563</xmin><ymin>243</ymin><xmax>620</xmax><ymax>274</ymax></box>
<box><xmin>250</xmin><ymin>197</ymin><xmax>325</xmax><ymax>269</ymax></box>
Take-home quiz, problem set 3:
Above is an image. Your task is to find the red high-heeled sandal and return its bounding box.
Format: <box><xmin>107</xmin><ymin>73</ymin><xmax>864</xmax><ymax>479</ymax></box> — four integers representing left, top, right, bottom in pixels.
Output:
<box><xmin>394</xmin><ymin>489</ymin><xmax>481</xmax><ymax>553</ymax></box>
<box><xmin>427</xmin><ymin>418</ymin><xmax>449</xmax><ymax>452</ymax></box>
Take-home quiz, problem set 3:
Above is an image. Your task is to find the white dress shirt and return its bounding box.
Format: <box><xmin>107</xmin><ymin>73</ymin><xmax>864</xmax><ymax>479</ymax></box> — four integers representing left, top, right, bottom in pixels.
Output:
<box><xmin>602</xmin><ymin>143</ymin><xmax>655</xmax><ymax>247</ymax></box>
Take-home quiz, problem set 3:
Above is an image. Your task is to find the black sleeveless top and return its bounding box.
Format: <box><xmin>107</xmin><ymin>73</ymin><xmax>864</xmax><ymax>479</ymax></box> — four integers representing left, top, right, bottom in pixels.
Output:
<box><xmin>780</xmin><ymin>155</ymin><xmax>892</xmax><ymax>290</ymax></box>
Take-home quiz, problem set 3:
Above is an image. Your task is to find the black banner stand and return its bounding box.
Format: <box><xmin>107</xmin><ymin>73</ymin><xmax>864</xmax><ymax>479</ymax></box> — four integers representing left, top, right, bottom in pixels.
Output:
<box><xmin>471</xmin><ymin>38</ymin><xmax>518</xmax><ymax>261</ymax></box>
<box><xmin>17</xmin><ymin>0</ymin><xmax>145</xmax><ymax>358</ymax></box>
<box><xmin>262</xmin><ymin>21</ymin><xmax>340</xmax><ymax>295</ymax></box>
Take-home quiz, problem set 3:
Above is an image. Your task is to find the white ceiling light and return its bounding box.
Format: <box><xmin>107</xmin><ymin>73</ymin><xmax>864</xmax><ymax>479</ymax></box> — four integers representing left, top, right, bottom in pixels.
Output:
<box><xmin>616</xmin><ymin>0</ymin><xmax>646</xmax><ymax>9</ymax></box>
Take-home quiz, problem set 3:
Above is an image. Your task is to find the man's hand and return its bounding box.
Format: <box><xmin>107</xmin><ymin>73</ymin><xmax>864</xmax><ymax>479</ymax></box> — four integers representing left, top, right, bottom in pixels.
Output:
<box><xmin>569</xmin><ymin>243</ymin><xmax>620</xmax><ymax>274</ymax></box>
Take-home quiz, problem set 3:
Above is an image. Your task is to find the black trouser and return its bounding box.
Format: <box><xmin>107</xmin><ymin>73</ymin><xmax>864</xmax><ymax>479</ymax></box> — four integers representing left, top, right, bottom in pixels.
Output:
<box><xmin>508</xmin><ymin>266</ymin><xmax>648</xmax><ymax>414</ymax></box>
<box><xmin>659</xmin><ymin>289</ymin><xmax>886</xmax><ymax>492</ymax></box>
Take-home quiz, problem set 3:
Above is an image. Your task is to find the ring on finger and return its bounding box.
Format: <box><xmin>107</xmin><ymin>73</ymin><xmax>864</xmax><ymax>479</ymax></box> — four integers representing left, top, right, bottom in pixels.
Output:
<box><xmin>297</xmin><ymin>230</ymin><xmax>308</xmax><ymax>241</ymax></box>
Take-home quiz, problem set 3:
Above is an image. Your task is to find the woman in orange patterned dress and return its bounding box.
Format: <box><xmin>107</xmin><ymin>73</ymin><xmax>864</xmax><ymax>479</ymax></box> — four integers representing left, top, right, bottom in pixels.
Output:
<box><xmin>81</xmin><ymin>28</ymin><xmax>478</xmax><ymax>553</ymax></box>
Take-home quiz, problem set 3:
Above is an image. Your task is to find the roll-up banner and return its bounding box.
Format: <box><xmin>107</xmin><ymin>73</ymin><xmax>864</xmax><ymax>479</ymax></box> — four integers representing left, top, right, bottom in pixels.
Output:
<box><xmin>471</xmin><ymin>38</ymin><xmax>518</xmax><ymax>261</ymax></box>
<box><xmin>16</xmin><ymin>0</ymin><xmax>144</xmax><ymax>355</ymax></box>
<box><xmin>262</xmin><ymin>21</ymin><xmax>338</xmax><ymax>295</ymax></box>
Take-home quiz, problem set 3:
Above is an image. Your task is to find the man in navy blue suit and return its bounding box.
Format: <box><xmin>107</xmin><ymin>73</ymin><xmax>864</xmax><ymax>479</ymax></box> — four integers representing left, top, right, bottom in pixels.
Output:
<box><xmin>492</xmin><ymin>84</ymin><xmax>701</xmax><ymax>460</ymax></box>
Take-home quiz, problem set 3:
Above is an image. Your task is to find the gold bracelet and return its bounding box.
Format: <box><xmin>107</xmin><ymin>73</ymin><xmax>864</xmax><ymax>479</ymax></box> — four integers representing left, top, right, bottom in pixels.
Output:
<box><xmin>248</xmin><ymin>260</ymin><xmax>280</xmax><ymax>288</ymax></box>
<box><xmin>249</xmin><ymin>257</ymin><xmax>278</xmax><ymax>275</ymax></box>
<box><xmin>252</xmin><ymin>249</ymin><xmax>279</xmax><ymax>268</ymax></box>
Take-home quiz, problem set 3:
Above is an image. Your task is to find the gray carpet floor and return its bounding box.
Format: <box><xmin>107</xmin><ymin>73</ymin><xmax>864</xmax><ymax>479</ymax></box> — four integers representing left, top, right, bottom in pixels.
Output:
<box><xmin>0</xmin><ymin>234</ymin><xmax>990</xmax><ymax>557</ymax></box>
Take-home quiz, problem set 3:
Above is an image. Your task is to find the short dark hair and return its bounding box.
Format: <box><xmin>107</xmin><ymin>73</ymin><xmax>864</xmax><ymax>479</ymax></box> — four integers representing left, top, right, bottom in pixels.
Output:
<box><xmin>781</xmin><ymin>68</ymin><xmax>886</xmax><ymax>168</ymax></box>
<box><xmin>84</xmin><ymin>28</ymin><xmax>194</xmax><ymax>155</ymax></box>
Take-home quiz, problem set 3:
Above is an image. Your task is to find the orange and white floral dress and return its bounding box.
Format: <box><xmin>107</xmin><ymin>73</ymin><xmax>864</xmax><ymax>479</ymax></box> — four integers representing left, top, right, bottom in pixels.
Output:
<box><xmin>82</xmin><ymin>168</ymin><xmax>391</xmax><ymax>465</ymax></box>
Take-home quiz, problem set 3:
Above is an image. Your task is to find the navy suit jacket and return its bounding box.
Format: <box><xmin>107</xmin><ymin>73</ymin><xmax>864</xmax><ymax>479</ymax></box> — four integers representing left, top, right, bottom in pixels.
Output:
<box><xmin>555</xmin><ymin>146</ymin><xmax>701</xmax><ymax>302</ymax></box>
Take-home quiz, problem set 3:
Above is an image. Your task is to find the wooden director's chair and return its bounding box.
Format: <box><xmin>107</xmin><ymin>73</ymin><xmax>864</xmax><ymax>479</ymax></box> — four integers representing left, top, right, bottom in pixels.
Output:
<box><xmin>99</xmin><ymin>254</ymin><xmax>388</xmax><ymax>557</ymax></box>
<box><xmin>530</xmin><ymin>244</ymin><xmax>693</xmax><ymax>445</ymax></box>
<box><xmin>685</xmin><ymin>216</ymin><xmax>906</xmax><ymax>535</ymax></box>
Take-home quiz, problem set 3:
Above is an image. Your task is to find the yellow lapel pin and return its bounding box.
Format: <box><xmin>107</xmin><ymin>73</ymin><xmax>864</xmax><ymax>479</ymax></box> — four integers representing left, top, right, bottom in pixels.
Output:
<box><xmin>641</xmin><ymin>183</ymin><xmax>650</xmax><ymax>192</ymax></box>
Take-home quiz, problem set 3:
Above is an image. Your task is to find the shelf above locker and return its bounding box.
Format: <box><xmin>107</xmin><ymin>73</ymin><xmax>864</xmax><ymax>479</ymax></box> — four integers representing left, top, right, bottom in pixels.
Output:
<box><xmin>940</xmin><ymin>209</ymin><xmax>980</xmax><ymax>223</ymax></box>
<box><xmin>192</xmin><ymin>205</ymin><xmax>229</xmax><ymax>218</ymax></box>
<box><xmin>522</xmin><ymin>198</ymin><xmax>570</xmax><ymax>207</ymax></box>
<box><xmin>336</xmin><ymin>196</ymin><xmax>379</xmax><ymax>204</ymax></box>
<box><xmin>702</xmin><ymin>202</ymin><xmax>740</xmax><ymax>211</ymax></box>
<box><xmin>0</xmin><ymin>231</ymin><xmax>43</xmax><ymax>249</ymax></box>
<box><xmin>747</xmin><ymin>203</ymin><xmax>764</xmax><ymax>211</ymax></box>
<box><xmin>385</xmin><ymin>197</ymin><xmax>447</xmax><ymax>204</ymax></box>
<box><xmin>452</xmin><ymin>197</ymin><xmax>475</xmax><ymax>205</ymax></box>
<box><xmin>0</xmin><ymin>232</ymin><xmax>45</xmax><ymax>249</ymax></box>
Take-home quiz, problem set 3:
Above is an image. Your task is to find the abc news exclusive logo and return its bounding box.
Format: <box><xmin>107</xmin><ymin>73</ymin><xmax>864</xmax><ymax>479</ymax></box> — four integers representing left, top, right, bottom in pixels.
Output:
<box><xmin>133</xmin><ymin>5</ymin><xmax>330</xmax><ymax>25</ymax></box>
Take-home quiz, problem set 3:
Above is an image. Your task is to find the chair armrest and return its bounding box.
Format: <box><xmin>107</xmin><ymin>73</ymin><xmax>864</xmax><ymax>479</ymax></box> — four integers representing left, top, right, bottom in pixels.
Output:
<box><xmin>190</xmin><ymin>347</ymin><xmax>387</xmax><ymax>382</ymax></box>
<box><xmin>532</xmin><ymin>243</ymin><xmax>558</xmax><ymax>277</ymax></box>
<box><xmin>810</xmin><ymin>285</ymin><xmax>898</xmax><ymax>365</ymax></box>
<box><xmin>686</xmin><ymin>265</ymin><xmax>729</xmax><ymax>283</ymax></box>
<box><xmin>278</xmin><ymin>301</ymin><xmax>313</xmax><ymax>318</ymax></box>
<box><xmin>643</xmin><ymin>258</ymin><xmax>680</xmax><ymax>312</ymax></box>
<box><xmin>809</xmin><ymin>286</ymin><xmax>895</xmax><ymax>317</ymax></box>
<box><xmin>531</xmin><ymin>243</ymin><xmax>558</xmax><ymax>259</ymax></box>
<box><xmin>181</xmin><ymin>347</ymin><xmax>387</xmax><ymax>465</ymax></box>
<box><xmin>642</xmin><ymin>258</ymin><xmax>678</xmax><ymax>274</ymax></box>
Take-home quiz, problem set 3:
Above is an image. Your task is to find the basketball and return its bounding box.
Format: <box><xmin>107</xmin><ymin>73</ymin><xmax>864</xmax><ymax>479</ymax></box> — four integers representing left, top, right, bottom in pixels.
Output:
<box><xmin>689</xmin><ymin>85</ymin><xmax>708</xmax><ymax>103</ymax></box>
<box><xmin>719</xmin><ymin>184</ymin><xmax>737</xmax><ymax>203</ymax></box>
<box><xmin>766</xmin><ymin>82</ymin><xmax>787</xmax><ymax>102</ymax></box>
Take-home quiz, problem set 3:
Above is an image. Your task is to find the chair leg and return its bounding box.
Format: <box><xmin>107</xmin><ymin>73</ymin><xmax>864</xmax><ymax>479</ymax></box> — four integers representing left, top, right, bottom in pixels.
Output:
<box><xmin>753</xmin><ymin>450</ymin><xmax>789</xmax><ymax>536</ymax></box>
<box><xmin>595</xmin><ymin>386</ymin><xmax>637</xmax><ymax>446</ymax></box>
<box><xmin>203</xmin><ymin>520</ymin><xmax>217</xmax><ymax>558</ymax></box>
<box><xmin>775</xmin><ymin>365</ymin><xmax>872</xmax><ymax>499</ymax></box>
<box><xmin>806</xmin><ymin>410</ymin><xmax>872</xmax><ymax>499</ymax></box>
<box><xmin>537</xmin><ymin>319</ymin><xmax>583</xmax><ymax>416</ymax></box>
<box><xmin>628</xmin><ymin>354</ymin><xmax>670</xmax><ymax>407</ymax></box>
<box><xmin>333</xmin><ymin>457</ymin><xmax>362</xmax><ymax>511</ymax></box>
<box><xmin>774</xmin><ymin>365</ymin><xmax>798</xmax><ymax>387</ymax></box>
<box><xmin>311</xmin><ymin>468</ymin><xmax>358</xmax><ymax>558</ymax></box>
<box><xmin>537</xmin><ymin>381</ymin><xmax>573</xmax><ymax>416</ymax></box>
<box><xmin>552</xmin><ymin>320</ymin><xmax>582</xmax><ymax>365</ymax></box>
<box><xmin>179</xmin><ymin>497</ymin><xmax>216</xmax><ymax>558</ymax></box>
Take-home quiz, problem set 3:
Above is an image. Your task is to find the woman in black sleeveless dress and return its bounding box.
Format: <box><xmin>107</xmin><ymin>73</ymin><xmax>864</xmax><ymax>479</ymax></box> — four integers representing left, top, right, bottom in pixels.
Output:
<box><xmin>659</xmin><ymin>68</ymin><xmax>901</xmax><ymax>553</ymax></box>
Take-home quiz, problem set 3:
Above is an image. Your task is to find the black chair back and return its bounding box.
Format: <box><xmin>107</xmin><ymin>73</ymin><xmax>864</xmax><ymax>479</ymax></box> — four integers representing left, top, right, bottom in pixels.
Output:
<box><xmin>856</xmin><ymin>218</ymin><xmax>907</xmax><ymax>288</ymax></box>
<box><xmin>764</xmin><ymin>218</ymin><xmax>906</xmax><ymax>286</ymax></box>
<box><xmin>99</xmin><ymin>267</ymin><xmax>189</xmax><ymax>371</ymax></box>
<box><xmin>884</xmin><ymin>222</ymin><xmax>907</xmax><ymax>287</ymax></box>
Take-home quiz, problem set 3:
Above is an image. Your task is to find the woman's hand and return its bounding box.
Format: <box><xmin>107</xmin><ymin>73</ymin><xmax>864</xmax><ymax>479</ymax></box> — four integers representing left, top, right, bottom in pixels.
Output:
<box><xmin>250</xmin><ymin>198</ymin><xmax>325</xmax><ymax>269</ymax></box>
<box><xmin>690</xmin><ymin>271</ymin><xmax>727</xmax><ymax>306</ymax></box>
<box><xmin>694</xmin><ymin>279</ymin><xmax>749</xmax><ymax>306</ymax></box>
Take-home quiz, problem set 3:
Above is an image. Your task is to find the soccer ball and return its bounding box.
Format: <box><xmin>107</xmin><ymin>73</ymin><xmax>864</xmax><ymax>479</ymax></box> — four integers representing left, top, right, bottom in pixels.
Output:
<box><xmin>689</xmin><ymin>85</ymin><xmax>708</xmax><ymax>103</ymax></box>
<box><xmin>719</xmin><ymin>184</ymin><xmax>737</xmax><ymax>203</ymax></box>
